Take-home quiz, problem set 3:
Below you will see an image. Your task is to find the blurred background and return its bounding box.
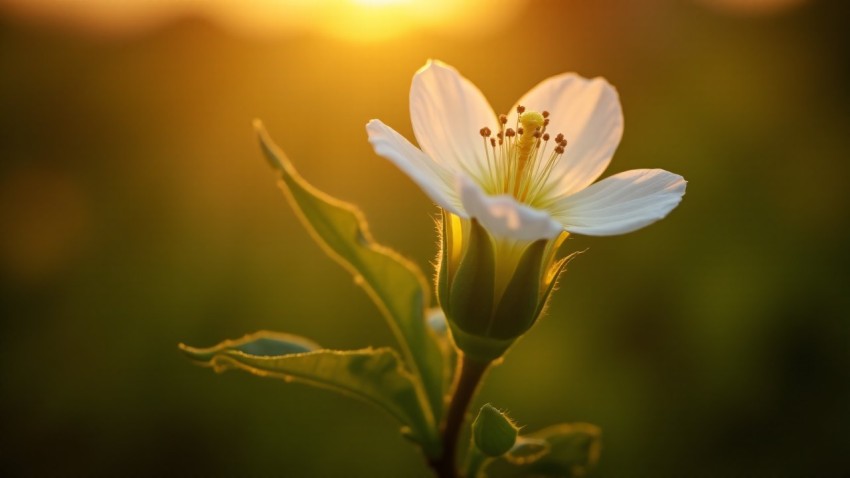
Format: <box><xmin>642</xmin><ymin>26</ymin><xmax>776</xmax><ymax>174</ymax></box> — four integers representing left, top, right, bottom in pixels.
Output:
<box><xmin>1</xmin><ymin>0</ymin><xmax>848</xmax><ymax>476</ymax></box>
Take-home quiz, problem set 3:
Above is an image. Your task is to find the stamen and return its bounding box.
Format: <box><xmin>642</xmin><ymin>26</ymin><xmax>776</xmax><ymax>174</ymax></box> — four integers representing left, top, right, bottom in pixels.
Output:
<box><xmin>476</xmin><ymin>108</ymin><xmax>569</xmax><ymax>204</ymax></box>
<box><xmin>527</xmin><ymin>139</ymin><xmax>567</xmax><ymax>202</ymax></box>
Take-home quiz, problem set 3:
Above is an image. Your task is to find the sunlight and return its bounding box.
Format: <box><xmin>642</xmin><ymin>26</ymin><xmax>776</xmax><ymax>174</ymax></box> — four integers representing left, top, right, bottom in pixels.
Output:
<box><xmin>352</xmin><ymin>0</ymin><xmax>413</xmax><ymax>7</ymax></box>
<box><xmin>0</xmin><ymin>0</ymin><xmax>527</xmax><ymax>40</ymax></box>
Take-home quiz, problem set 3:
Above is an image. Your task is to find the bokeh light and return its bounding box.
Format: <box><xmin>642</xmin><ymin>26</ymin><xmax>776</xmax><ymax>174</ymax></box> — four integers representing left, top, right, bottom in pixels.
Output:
<box><xmin>696</xmin><ymin>0</ymin><xmax>809</xmax><ymax>16</ymax></box>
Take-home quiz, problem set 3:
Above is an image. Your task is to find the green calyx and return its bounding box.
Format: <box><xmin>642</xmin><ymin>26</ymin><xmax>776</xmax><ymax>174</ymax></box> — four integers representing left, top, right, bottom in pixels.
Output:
<box><xmin>437</xmin><ymin>212</ymin><xmax>567</xmax><ymax>362</ymax></box>
<box><xmin>448</xmin><ymin>321</ymin><xmax>516</xmax><ymax>363</ymax></box>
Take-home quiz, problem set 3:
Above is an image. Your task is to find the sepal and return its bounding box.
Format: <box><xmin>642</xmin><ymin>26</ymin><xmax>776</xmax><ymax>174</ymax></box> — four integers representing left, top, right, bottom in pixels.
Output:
<box><xmin>489</xmin><ymin>239</ymin><xmax>547</xmax><ymax>339</ymax></box>
<box><xmin>447</xmin><ymin>219</ymin><xmax>495</xmax><ymax>336</ymax></box>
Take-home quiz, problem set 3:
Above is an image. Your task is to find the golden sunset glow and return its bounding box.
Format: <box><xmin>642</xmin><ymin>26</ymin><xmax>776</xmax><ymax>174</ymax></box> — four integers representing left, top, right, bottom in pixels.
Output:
<box><xmin>2</xmin><ymin>0</ymin><xmax>846</xmax><ymax>476</ymax></box>
<box><xmin>353</xmin><ymin>0</ymin><xmax>413</xmax><ymax>7</ymax></box>
<box><xmin>0</xmin><ymin>0</ymin><xmax>527</xmax><ymax>40</ymax></box>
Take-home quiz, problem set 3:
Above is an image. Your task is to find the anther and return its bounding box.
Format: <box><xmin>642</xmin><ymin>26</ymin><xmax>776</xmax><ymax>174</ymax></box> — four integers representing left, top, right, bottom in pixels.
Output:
<box><xmin>474</xmin><ymin>107</ymin><xmax>568</xmax><ymax>202</ymax></box>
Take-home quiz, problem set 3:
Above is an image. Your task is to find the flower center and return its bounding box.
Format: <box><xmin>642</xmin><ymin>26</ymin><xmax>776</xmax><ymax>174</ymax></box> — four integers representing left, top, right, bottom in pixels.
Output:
<box><xmin>479</xmin><ymin>105</ymin><xmax>568</xmax><ymax>206</ymax></box>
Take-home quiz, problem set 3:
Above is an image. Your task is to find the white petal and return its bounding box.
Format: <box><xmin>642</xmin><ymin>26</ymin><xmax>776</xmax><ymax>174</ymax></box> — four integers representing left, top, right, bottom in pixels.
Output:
<box><xmin>509</xmin><ymin>74</ymin><xmax>623</xmax><ymax>198</ymax></box>
<box><xmin>459</xmin><ymin>176</ymin><xmax>562</xmax><ymax>241</ymax></box>
<box><xmin>551</xmin><ymin>169</ymin><xmax>686</xmax><ymax>236</ymax></box>
<box><xmin>410</xmin><ymin>60</ymin><xmax>497</xmax><ymax>181</ymax></box>
<box><xmin>366</xmin><ymin>119</ymin><xmax>466</xmax><ymax>216</ymax></box>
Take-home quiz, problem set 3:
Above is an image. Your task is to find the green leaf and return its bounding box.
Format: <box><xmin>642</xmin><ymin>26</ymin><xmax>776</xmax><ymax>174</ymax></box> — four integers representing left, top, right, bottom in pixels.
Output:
<box><xmin>254</xmin><ymin>121</ymin><xmax>446</xmax><ymax>424</ymax></box>
<box><xmin>179</xmin><ymin>332</ymin><xmax>439</xmax><ymax>456</ymax></box>
<box><xmin>480</xmin><ymin>423</ymin><xmax>601</xmax><ymax>478</ymax></box>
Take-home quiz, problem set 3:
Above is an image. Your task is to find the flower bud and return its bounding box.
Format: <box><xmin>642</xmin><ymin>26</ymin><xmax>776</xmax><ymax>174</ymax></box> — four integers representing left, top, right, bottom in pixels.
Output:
<box><xmin>472</xmin><ymin>403</ymin><xmax>519</xmax><ymax>457</ymax></box>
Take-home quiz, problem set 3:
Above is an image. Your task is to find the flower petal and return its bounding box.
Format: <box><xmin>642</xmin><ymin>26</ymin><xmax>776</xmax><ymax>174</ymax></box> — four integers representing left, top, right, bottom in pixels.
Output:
<box><xmin>509</xmin><ymin>74</ymin><xmax>623</xmax><ymax>198</ymax></box>
<box><xmin>551</xmin><ymin>169</ymin><xmax>686</xmax><ymax>236</ymax></box>
<box><xmin>459</xmin><ymin>176</ymin><xmax>562</xmax><ymax>241</ymax></box>
<box><xmin>367</xmin><ymin>119</ymin><xmax>465</xmax><ymax>216</ymax></box>
<box><xmin>410</xmin><ymin>60</ymin><xmax>497</xmax><ymax>182</ymax></box>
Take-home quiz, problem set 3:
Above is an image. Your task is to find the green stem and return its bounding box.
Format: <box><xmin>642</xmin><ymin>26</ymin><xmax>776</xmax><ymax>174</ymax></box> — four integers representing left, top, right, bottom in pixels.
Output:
<box><xmin>429</xmin><ymin>355</ymin><xmax>491</xmax><ymax>478</ymax></box>
<box><xmin>464</xmin><ymin>446</ymin><xmax>488</xmax><ymax>478</ymax></box>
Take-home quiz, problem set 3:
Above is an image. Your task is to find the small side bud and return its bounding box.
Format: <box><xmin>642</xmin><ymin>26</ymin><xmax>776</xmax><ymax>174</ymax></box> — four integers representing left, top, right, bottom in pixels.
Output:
<box><xmin>472</xmin><ymin>404</ymin><xmax>519</xmax><ymax>457</ymax></box>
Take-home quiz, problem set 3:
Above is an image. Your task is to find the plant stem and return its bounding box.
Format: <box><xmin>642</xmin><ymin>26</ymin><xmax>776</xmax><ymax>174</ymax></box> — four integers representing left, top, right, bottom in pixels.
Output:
<box><xmin>430</xmin><ymin>355</ymin><xmax>491</xmax><ymax>478</ymax></box>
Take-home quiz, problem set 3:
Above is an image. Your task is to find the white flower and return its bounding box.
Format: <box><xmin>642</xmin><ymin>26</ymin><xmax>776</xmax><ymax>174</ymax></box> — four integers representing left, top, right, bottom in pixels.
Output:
<box><xmin>366</xmin><ymin>60</ymin><xmax>686</xmax><ymax>242</ymax></box>
<box><xmin>366</xmin><ymin>60</ymin><xmax>687</xmax><ymax>360</ymax></box>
